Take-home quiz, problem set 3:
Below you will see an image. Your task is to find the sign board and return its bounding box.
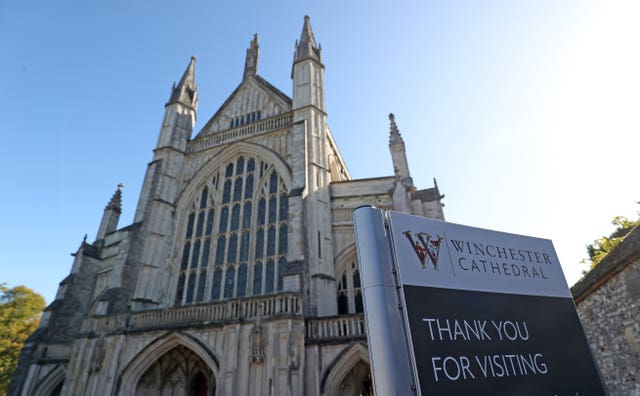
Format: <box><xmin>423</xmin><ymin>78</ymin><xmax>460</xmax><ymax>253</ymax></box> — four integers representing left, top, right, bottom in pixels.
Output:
<box><xmin>354</xmin><ymin>208</ymin><xmax>607</xmax><ymax>396</ymax></box>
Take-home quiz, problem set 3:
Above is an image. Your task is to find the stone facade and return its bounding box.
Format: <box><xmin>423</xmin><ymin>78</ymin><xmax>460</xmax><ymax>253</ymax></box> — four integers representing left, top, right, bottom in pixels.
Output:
<box><xmin>572</xmin><ymin>226</ymin><xmax>640</xmax><ymax>396</ymax></box>
<box><xmin>9</xmin><ymin>16</ymin><xmax>444</xmax><ymax>396</ymax></box>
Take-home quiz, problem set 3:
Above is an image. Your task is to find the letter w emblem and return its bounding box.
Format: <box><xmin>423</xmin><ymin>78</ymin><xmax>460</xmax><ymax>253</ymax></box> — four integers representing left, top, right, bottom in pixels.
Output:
<box><xmin>402</xmin><ymin>231</ymin><xmax>443</xmax><ymax>270</ymax></box>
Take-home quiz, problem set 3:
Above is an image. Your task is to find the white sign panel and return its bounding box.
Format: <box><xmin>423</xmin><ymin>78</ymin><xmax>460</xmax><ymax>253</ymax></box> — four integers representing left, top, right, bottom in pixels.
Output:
<box><xmin>388</xmin><ymin>212</ymin><xmax>571</xmax><ymax>298</ymax></box>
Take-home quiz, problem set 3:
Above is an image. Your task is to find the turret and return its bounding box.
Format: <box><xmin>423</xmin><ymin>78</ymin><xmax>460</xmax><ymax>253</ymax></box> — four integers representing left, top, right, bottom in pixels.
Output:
<box><xmin>135</xmin><ymin>57</ymin><xmax>198</xmax><ymax>223</ymax></box>
<box><xmin>292</xmin><ymin>15</ymin><xmax>325</xmax><ymax>111</ymax></box>
<box><xmin>129</xmin><ymin>57</ymin><xmax>199</xmax><ymax>308</ymax></box>
<box><xmin>290</xmin><ymin>16</ymin><xmax>335</xmax><ymax>315</ymax></box>
<box><xmin>95</xmin><ymin>183</ymin><xmax>123</xmax><ymax>243</ymax></box>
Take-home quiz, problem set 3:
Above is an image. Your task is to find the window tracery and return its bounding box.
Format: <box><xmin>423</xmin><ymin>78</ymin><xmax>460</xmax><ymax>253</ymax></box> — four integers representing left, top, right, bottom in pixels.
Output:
<box><xmin>337</xmin><ymin>260</ymin><xmax>363</xmax><ymax>315</ymax></box>
<box><xmin>175</xmin><ymin>155</ymin><xmax>288</xmax><ymax>305</ymax></box>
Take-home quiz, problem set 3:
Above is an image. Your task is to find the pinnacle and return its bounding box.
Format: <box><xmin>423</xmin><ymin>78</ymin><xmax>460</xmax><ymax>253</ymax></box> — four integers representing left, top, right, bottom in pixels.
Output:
<box><xmin>106</xmin><ymin>183</ymin><xmax>123</xmax><ymax>213</ymax></box>
<box><xmin>244</xmin><ymin>33</ymin><xmax>260</xmax><ymax>79</ymax></box>
<box><xmin>294</xmin><ymin>15</ymin><xmax>321</xmax><ymax>63</ymax></box>
<box><xmin>389</xmin><ymin>112</ymin><xmax>404</xmax><ymax>144</ymax></box>
<box><xmin>167</xmin><ymin>57</ymin><xmax>198</xmax><ymax>107</ymax></box>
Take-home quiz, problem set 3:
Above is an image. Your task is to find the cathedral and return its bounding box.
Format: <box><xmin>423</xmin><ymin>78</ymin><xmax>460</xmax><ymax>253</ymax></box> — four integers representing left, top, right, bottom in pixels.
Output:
<box><xmin>11</xmin><ymin>16</ymin><xmax>444</xmax><ymax>396</ymax></box>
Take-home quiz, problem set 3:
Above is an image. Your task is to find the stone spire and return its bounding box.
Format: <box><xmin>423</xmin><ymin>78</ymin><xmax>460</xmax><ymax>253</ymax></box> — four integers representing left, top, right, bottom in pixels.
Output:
<box><xmin>167</xmin><ymin>56</ymin><xmax>198</xmax><ymax>109</ymax></box>
<box><xmin>294</xmin><ymin>15</ymin><xmax>321</xmax><ymax>63</ymax></box>
<box><xmin>244</xmin><ymin>34</ymin><xmax>259</xmax><ymax>79</ymax></box>
<box><xmin>96</xmin><ymin>184</ymin><xmax>123</xmax><ymax>242</ymax></box>
<box><xmin>389</xmin><ymin>113</ymin><xmax>404</xmax><ymax>145</ymax></box>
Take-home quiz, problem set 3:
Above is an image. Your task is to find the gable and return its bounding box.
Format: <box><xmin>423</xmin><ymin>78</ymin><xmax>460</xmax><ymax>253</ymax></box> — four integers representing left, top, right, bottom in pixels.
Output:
<box><xmin>195</xmin><ymin>75</ymin><xmax>292</xmax><ymax>138</ymax></box>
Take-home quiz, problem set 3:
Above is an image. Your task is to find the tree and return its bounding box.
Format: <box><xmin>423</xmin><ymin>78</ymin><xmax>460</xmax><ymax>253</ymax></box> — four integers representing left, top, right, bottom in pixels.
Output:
<box><xmin>583</xmin><ymin>209</ymin><xmax>640</xmax><ymax>270</ymax></box>
<box><xmin>0</xmin><ymin>284</ymin><xmax>45</xmax><ymax>395</ymax></box>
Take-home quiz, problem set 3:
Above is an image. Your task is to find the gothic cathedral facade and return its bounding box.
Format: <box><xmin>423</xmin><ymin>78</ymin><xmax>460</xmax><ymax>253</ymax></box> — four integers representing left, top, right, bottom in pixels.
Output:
<box><xmin>11</xmin><ymin>16</ymin><xmax>444</xmax><ymax>396</ymax></box>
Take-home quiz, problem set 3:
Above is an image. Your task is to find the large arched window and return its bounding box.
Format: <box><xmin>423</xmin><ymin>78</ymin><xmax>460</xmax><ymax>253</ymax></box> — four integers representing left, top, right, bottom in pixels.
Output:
<box><xmin>175</xmin><ymin>155</ymin><xmax>288</xmax><ymax>305</ymax></box>
<box><xmin>337</xmin><ymin>260</ymin><xmax>363</xmax><ymax>315</ymax></box>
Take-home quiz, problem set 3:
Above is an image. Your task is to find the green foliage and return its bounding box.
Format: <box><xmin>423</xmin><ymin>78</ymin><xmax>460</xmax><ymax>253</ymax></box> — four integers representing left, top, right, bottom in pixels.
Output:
<box><xmin>583</xmin><ymin>211</ymin><xmax>640</xmax><ymax>270</ymax></box>
<box><xmin>0</xmin><ymin>284</ymin><xmax>45</xmax><ymax>395</ymax></box>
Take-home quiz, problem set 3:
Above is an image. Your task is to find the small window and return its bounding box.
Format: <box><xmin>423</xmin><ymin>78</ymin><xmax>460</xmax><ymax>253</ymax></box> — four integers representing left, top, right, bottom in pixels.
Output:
<box><xmin>267</xmin><ymin>227</ymin><xmax>276</xmax><ymax>256</ymax></box>
<box><xmin>227</xmin><ymin>234</ymin><xmax>238</xmax><ymax>263</ymax></box>
<box><xmin>236</xmin><ymin>157</ymin><xmax>245</xmax><ymax>175</ymax></box>
<box><xmin>255</xmin><ymin>228</ymin><xmax>264</xmax><ymax>258</ymax></box>
<box><xmin>240</xmin><ymin>231</ymin><xmax>250</xmax><ymax>261</ymax></box>
<box><xmin>185</xmin><ymin>271</ymin><xmax>196</xmax><ymax>303</ymax></box>
<box><xmin>191</xmin><ymin>240</ymin><xmax>200</xmax><ymax>268</ymax></box>
<box><xmin>185</xmin><ymin>213</ymin><xmax>195</xmax><ymax>239</ymax></box>
<box><xmin>244</xmin><ymin>174</ymin><xmax>254</xmax><ymax>199</ymax></box>
<box><xmin>237</xmin><ymin>264</ymin><xmax>248</xmax><ymax>297</ymax></box>
<box><xmin>200</xmin><ymin>188</ymin><xmax>208</xmax><ymax>209</ymax></box>
<box><xmin>231</xmin><ymin>205</ymin><xmax>240</xmax><ymax>231</ymax></box>
<box><xmin>181</xmin><ymin>243</ymin><xmax>191</xmax><ymax>270</ymax></box>
<box><xmin>219</xmin><ymin>207</ymin><xmax>229</xmax><ymax>233</ymax></box>
<box><xmin>205</xmin><ymin>209</ymin><xmax>214</xmax><ymax>235</ymax></box>
<box><xmin>233</xmin><ymin>178</ymin><xmax>243</xmax><ymax>201</ymax></box>
<box><xmin>215</xmin><ymin>236</ymin><xmax>226</xmax><ymax>265</ymax></box>
<box><xmin>265</xmin><ymin>259</ymin><xmax>275</xmax><ymax>293</ymax></box>
<box><xmin>224</xmin><ymin>267</ymin><xmax>235</xmax><ymax>298</ymax></box>
<box><xmin>253</xmin><ymin>262</ymin><xmax>263</xmax><ymax>295</ymax></box>
<box><xmin>201</xmin><ymin>239</ymin><xmax>210</xmax><ymax>267</ymax></box>
<box><xmin>222</xmin><ymin>180</ymin><xmax>232</xmax><ymax>204</ymax></box>
<box><xmin>268</xmin><ymin>197</ymin><xmax>277</xmax><ymax>223</ymax></box>
<box><xmin>242</xmin><ymin>202</ymin><xmax>252</xmax><ymax>229</ymax></box>
<box><xmin>211</xmin><ymin>268</ymin><xmax>222</xmax><ymax>300</ymax></box>
<box><xmin>279</xmin><ymin>225</ymin><xmax>287</xmax><ymax>254</ymax></box>
<box><xmin>175</xmin><ymin>273</ymin><xmax>185</xmax><ymax>305</ymax></box>
<box><xmin>257</xmin><ymin>198</ymin><xmax>266</xmax><ymax>225</ymax></box>
<box><xmin>269</xmin><ymin>172</ymin><xmax>278</xmax><ymax>194</ymax></box>
<box><xmin>195</xmin><ymin>212</ymin><xmax>204</xmax><ymax>237</ymax></box>
<box><xmin>196</xmin><ymin>269</ymin><xmax>207</xmax><ymax>302</ymax></box>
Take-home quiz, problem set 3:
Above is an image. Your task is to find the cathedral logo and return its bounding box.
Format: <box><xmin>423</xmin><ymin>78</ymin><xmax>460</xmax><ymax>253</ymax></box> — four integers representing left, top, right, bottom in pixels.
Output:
<box><xmin>402</xmin><ymin>231</ymin><xmax>443</xmax><ymax>270</ymax></box>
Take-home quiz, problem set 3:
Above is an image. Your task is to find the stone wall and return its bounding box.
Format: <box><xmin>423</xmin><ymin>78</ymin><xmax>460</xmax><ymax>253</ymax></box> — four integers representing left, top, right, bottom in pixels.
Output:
<box><xmin>572</xmin><ymin>226</ymin><xmax>640</xmax><ymax>396</ymax></box>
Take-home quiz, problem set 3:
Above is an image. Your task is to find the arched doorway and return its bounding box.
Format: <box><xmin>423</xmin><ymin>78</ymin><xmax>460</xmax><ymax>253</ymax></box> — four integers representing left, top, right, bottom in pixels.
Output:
<box><xmin>322</xmin><ymin>343</ymin><xmax>372</xmax><ymax>396</ymax></box>
<box><xmin>337</xmin><ymin>360</ymin><xmax>373</xmax><ymax>396</ymax></box>
<box><xmin>135</xmin><ymin>345</ymin><xmax>215</xmax><ymax>395</ymax></box>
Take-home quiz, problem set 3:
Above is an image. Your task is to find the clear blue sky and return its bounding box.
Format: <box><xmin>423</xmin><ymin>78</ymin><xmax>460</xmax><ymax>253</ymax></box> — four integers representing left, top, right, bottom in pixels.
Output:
<box><xmin>1</xmin><ymin>0</ymin><xmax>638</xmax><ymax>303</ymax></box>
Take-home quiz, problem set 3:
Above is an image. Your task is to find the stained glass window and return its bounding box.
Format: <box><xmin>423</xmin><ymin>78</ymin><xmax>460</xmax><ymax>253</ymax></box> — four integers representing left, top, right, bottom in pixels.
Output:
<box><xmin>175</xmin><ymin>155</ymin><xmax>289</xmax><ymax>305</ymax></box>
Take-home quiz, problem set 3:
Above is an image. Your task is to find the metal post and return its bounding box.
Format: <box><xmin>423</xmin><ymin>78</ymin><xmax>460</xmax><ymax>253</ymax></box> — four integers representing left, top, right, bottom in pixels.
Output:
<box><xmin>353</xmin><ymin>206</ymin><xmax>416</xmax><ymax>395</ymax></box>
